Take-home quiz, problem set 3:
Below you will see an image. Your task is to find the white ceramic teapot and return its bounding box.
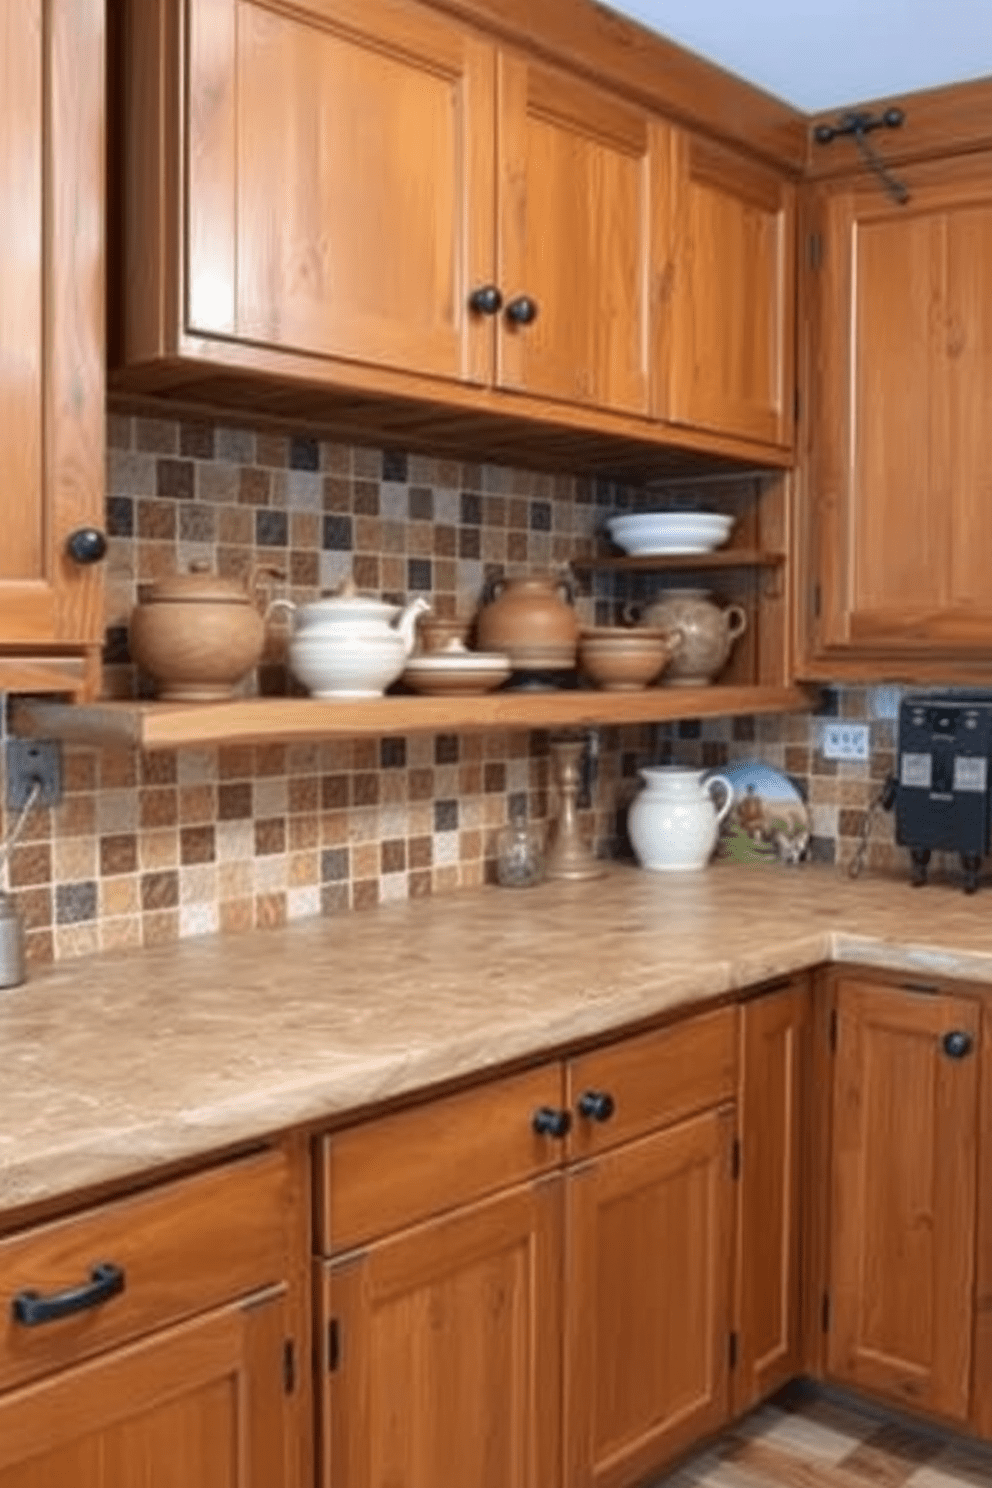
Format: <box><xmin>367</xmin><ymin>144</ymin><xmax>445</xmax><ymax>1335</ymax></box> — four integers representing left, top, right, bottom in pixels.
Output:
<box><xmin>628</xmin><ymin>766</ymin><xmax>734</xmax><ymax>871</ymax></box>
<box><xmin>272</xmin><ymin>577</ymin><xmax>429</xmax><ymax>697</ymax></box>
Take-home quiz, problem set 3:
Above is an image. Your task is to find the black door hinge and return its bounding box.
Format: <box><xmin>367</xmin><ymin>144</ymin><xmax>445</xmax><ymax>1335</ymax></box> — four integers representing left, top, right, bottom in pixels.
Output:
<box><xmin>808</xmin><ymin>233</ymin><xmax>824</xmax><ymax>270</ymax></box>
<box><xmin>731</xmin><ymin>1137</ymin><xmax>742</xmax><ymax>1181</ymax></box>
<box><xmin>729</xmin><ymin>1331</ymin><xmax>738</xmax><ymax>1369</ymax></box>
<box><xmin>812</xmin><ymin>583</ymin><xmax>822</xmax><ymax>620</ymax></box>
<box><xmin>822</xmin><ymin>1292</ymin><xmax>831</xmax><ymax>1332</ymax></box>
<box><xmin>829</xmin><ymin>1008</ymin><xmax>838</xmax><ymax>1052</ymax></box>
<box><xmin>328</xmin><ymin>1318</ymin><xmax>341</xmax><ymax>1373</ymax></box>
<box><xmin>283</xmin><ymin>1339</ymin><xmax>296</xmax><ymax>1395</ymax></box>
<box><xmin>794</xmin><ymin>385</ymin><xmax>801</xmax><ymax>424</ymax></box>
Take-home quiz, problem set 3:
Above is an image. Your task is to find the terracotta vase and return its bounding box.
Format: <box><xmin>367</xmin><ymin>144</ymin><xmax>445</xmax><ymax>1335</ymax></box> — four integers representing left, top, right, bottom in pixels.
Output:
<box><xmin>628</xmin><ymin>588</ymin><xmax>747</xmax><ymax>686</ymax></box>
<box><xmin>129</xmin><ymin>564</ymin><xmax>271</xmax><ymax>700</ymax></box>
<box><xmin>475</xmin><ymin>570</ymin><xmax>579</xmax><ymax>671</ymax></box>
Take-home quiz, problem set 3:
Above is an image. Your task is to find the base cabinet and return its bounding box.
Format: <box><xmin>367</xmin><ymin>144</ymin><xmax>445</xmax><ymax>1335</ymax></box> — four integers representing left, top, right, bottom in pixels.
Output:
<box><xmin>565</xmin><ymin>1107</ymin><xmax>735</xmax><ymax>1488</ymax></box>
<box><xmin>733</xmin><ymin>979</ymin><xmax>811</xmax><ymax>1414</ymax></box>
<box><xmin>319</xmin><ymin>1181</ymin><xmax>562</xmax><ymax>1488</ymax></box>
<box><xmin>0</xmin><ymin>1293</ymin><xmax>290</xmax><ymax>1488</ymax></box>
<box><xmin>826</xmin><ymin>976</ymin><xmax>980</xmax><ymax>1421</ymax></box>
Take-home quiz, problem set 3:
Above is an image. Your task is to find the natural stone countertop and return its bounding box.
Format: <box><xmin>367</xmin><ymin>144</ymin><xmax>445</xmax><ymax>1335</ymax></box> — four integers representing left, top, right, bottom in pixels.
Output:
<box><xmin>3</xmin><ymin>861</ymin><xmax>992</xmax><ymax>1220</ymax></box>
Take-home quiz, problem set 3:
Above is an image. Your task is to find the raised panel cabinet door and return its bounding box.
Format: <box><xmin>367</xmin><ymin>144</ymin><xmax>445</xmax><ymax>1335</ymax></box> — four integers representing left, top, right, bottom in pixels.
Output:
<box><xmin>811</xmin><ymin>154</ymin><xmax>992</xmax><ymax>655</ymax></box>
<box><xmin>496</xmin><ymin>54</ymin><xmax>652</xmax><ymax>415</ymax></box>
<box><xmin>0</xmin><ymin>0</ymin><xmax>105</xmax><ymax>668</ymax></box>
<box><xmin>0</xmin><ymin>1290</ymin><xmax>292</xmax><ymax>1488</ymax></box>
<box><xmin>187</xmin><ymin>0</ymin><xmax>496</xmax><ymax>384</ymax></box>
<box><xmin>654</xmin><ymin>130</ymin><xmax>795</xmax><ymax>447</ymax></box>
<box><xmin>828</xmin><ymin>978</ymin><xmax>980</xmax><ymax>1420</ymax></box>
<box><xmin>565</xmin><ymin>1106</ymin><xmax>735</xmax><ymax>1488</ymax></box>
<box><xmin>320</xmin><ymin>1179</ymin><xmax>562</xmax><ymax>1488</ymax></box>
<box><xmin>733</xmin><ymin>980</ymin><xmax>811</xmax><ymax>1414</ymax></box>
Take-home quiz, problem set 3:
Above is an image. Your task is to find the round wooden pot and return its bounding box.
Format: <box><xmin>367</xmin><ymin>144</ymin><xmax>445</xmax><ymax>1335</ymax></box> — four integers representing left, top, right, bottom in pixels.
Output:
<box><xmin>129</xmin><ymin>566</ymin><xmax>266</xmax><ymax>700</ymax></box>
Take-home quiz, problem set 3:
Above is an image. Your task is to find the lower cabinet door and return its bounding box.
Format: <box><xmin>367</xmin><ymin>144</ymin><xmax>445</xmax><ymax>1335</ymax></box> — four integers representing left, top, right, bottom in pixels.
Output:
<box><xmin>0</xmin><ymin>1289</ymin><xmax>292</xmax><ymax>1488</ymax></box>
<box><xmin>320</xmin><ymin>1178</ymin><xmax>562</xmax><ymax>1488</ymax></box>
<box><xmin>828</xmin><ymin>979</ymin><xmax>980</xmax><ymax>1421</ymax></box>
<box><xmin>733</xmin><ymin>980</ymin><xmax>811</xmax><ymax>1413</ymax></box>
<box><xmin>565</xmin><ymin>1106</ymin><xmax>735</xmax><ymax>1488</ymax></box>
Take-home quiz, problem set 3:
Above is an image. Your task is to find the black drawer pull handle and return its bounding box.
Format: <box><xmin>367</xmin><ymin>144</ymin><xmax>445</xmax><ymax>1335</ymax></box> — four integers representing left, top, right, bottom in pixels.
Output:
<box><xmin>532</xmin><ymin>1105</ymin><xmax>571</xmax><ymax>1139</ymax></box>
<box><xmin>12</xmin><ymin>1262</ymin><xmax>126</xmax><ymax>1327</ymax></box>
<box><xmin>577</xmin><ymin>1090</ymin><xmax>615</xmax><ymax>1123</ymax></box>
<box><xmin>942</xmin><ymin>1030</ymin><xmax>974</xmax><ymax>1060</ymax></box>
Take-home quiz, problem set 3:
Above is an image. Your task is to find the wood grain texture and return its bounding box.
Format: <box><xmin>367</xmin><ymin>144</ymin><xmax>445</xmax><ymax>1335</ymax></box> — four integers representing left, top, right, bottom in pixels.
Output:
<box><xmin>565</xmin><ymin>1105</ymin><xmax>735</xmax><ymax>1488</ymax></box>
<box><xmin>566</xmin><ymin>1005</ymin><xmax>738</xmax><ymax>1160</ymax></box>
<box><xmin>9</xmin><ymin>686</ymin><xmax>815</xmax><ymax>751</ymax></box>
<box><xmin>828</xmin><ymin>978</ymin><xmax>979</xmax><ymax>1421</ymax></box>
<box><xmin>733</xmin><ymin>978</ymin><xmax>812</xmax><ymax>1414</ymax></box>
<box><xmin>497</xmin><ymin>52</ymin><xmax>651</xmax><ymax>415</ymax></box>
<box><xmin>0</xmin><ymin>1149</ymin><xmax>293</xmax><ymax>1394</ymax></box>
<box><xmin>0</xmin><ymin>1289</ymin><xmax>290</xmax><ymax>1487</ymax></box>
<box><xmin>321</xmin><ymin>1178</ymin><xmax>562</xmax><ymax>1488</ymax></box>
<box><xmin>972</xmin><ymin>1006</ymin><xmax>992</xmax><ymax>1437</ymax></box>
<box><xmin>0</xmin><ymin>0</ymin><xmax>105</xmax><ymax>659</ymax></box>
<box><xmin>654</xmin><ymin>129</ymin><xmax>796</xmax><ymax>448</ymax></box>
<box><xmin>317</xmin><ymin>1063</ymin><xmax>564</xmax><ymax>1253</ymax></box>
<box><xmin>804</xmin><ymin>151</ymin><xmax>992</xmax><ymax>661</ymax></box>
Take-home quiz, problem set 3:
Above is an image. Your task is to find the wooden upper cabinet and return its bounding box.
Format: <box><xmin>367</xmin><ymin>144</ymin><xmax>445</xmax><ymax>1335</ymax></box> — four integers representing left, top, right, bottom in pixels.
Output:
<box><xmin>0</xmin><ymin>0</ymin><xmax>105</xmax><ymax>694</ymax></box>
<box><xmin>496</xmin><ymin>56</ymin><xmax>652</xmax><ymax>416</ymax></box>
<box><xmin>828</xmin><ymin>978</ymin><xmax>980</xmax><ymax>1421</ymax></box>
<box><xmin>806</xmin><ymin>152</ymin><xmax>992</xmax><ymax>659</ymax></box>
<box><xmin>186</xmin><ymin>0</ymin><xmax>495</xmax><ymax>384</ymax></box>
<box><xmin>654</xmin><ymin>129</ymin><xmax>796</xmax><ymax>448</ymax></box>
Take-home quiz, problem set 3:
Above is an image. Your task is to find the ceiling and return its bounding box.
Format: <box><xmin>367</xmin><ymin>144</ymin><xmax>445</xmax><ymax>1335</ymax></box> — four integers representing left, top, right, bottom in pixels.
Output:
<box><xmin>601</xmin><ymin>0</ymin><xmax>992</xmax><ymax>112</ymax></box>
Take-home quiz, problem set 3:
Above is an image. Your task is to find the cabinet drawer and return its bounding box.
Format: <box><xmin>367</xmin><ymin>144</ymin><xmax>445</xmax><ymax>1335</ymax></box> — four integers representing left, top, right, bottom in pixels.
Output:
<box><xmin>567</xmin><ymin>1005</ymin><xmax>738</xmax><ymax>1158</ymax></box>
<box><xmin>316</xmin><ymin>1063</ymin><xmax>565</xmax><ymax>1253</ymax></box>
<box><xmin>0</xmin><ymin>1148</ymin><xmax>292</xmax><ymax>1393</ymax></box>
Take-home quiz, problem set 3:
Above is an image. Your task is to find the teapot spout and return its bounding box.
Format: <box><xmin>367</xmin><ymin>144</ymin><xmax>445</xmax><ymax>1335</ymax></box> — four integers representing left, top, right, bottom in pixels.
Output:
<box><xmin>394</xmin><ymin>596</ymin><xmax>431</xmax><ymax>657</ymax></box>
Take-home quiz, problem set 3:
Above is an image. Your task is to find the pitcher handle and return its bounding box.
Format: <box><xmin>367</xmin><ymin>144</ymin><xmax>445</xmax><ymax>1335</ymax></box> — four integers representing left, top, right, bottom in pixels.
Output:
<box><xmin>707</xmin><ymin>774</ymin><xmax>734</xmax><ymax>826</ymax></box>
<box><xmin>726</xmin><ymin>604</ymin><xmax>748</xmax><ymax>640</ymax></box>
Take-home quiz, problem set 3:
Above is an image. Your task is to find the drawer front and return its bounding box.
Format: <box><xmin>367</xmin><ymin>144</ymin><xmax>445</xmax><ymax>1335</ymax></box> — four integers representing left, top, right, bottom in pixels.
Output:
<box><xmin>566</xmin><ymin>1005</ymin><xmax>738</xmax><ymax>1158</ymax></box>
<box><xmin>317</xmin><ymin>1062</ymin><xmax>565</xmax><ymax>1253</ymax></box>
<box><xmin>0</xmin><ymin>1148</ymin><xmax>291</xmax><ymax>1393</ymax></box>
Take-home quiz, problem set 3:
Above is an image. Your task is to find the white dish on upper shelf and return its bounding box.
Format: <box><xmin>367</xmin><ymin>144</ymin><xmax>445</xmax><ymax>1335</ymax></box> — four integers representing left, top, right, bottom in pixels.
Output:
<box><xmin>606</xmin><ymin>510</ymin><xmax>735</xmax><ymax>555</ymax></box>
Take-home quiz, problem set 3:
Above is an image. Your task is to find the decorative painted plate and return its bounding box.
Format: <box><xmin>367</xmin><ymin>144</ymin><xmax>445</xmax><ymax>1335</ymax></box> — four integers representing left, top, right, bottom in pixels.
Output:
<box><xmin>710</xmin><ymin>759</ymin><xmax>810</xmax><ymax>866</ymax></box>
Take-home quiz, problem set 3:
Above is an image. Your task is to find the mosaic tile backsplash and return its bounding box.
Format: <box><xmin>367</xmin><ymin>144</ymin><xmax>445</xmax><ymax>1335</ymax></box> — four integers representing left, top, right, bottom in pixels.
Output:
<box><xmin>0</xmin><ymin>412</ymin><xmax>931</xmax><ymax>966</ymax></box>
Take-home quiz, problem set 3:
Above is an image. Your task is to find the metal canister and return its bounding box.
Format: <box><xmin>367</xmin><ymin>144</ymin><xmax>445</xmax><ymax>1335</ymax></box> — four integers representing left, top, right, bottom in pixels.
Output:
<box><xmin>0</xmin><ymin>892</ymin><xmax>25</xmax><ymax>989</ymax></box>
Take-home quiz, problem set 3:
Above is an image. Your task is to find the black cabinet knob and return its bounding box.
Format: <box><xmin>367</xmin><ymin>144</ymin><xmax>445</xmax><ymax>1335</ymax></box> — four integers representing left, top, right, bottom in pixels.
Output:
<box><xmin>505</xmin><ymin>295</ymin><xmax>538</xmax><ymax>326</ymax></box>
<box><xmin>942</xmin><ymin>1030</ymin><xmax>974</xmax><ymax>1059</ymax></box>
<box><xmin>468</xmin><ymin>284</ymin><xmax>503</xmax><ymax>316</ymax></box>
<box><xmin>66</xmin><ymin>528</ymin><xmax>108</xmax><ymax>565</ymax></box>
<box><xmin>532</xmin><ymin>1105</ymin><xmax>571</xmax><ymax>1139</ymax></box>
<box><xmin>577</xmin><ymin>1090</ymin><xmax>615</xmax><ymax>1123</ymax></box>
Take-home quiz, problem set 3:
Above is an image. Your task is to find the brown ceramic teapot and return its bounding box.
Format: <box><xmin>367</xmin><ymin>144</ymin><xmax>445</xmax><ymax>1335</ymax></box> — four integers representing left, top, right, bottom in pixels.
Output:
<box><xmin>475</xmin><ymin>569</ymin><xmax>579</xmax><ymax>671</ymax></box>
<box><xmin>130</xmin><ymin>563</ymin><xmax>277</xmax><ymax>700</ymax></box>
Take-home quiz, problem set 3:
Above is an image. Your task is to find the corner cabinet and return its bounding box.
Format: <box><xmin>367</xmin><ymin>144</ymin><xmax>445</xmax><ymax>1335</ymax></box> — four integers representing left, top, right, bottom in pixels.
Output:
<box><xmin>0</xmin><ymin>0</ymin><xmax>106</xmax><ymax>698</ymax></box>
<box><xmin>800</xmin><ymin>152</ymin><xmax>992</xmax><ymax>676</ymax></box>
<box><xmin>111</xmin><ymin>0</ymin><xmax>796</xmax><ymax>466</ymax></box>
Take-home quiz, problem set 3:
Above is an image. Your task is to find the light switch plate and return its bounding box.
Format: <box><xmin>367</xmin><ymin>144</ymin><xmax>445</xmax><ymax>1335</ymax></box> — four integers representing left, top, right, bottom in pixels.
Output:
<box><xmin>5</xmin><ymin>739</ymin><xmax>62</xmax><ymax>810</ymax></box>
<box><xmin>821</xmin><ymin>721</ymin><xmax>870</xmax><ymax>762</ymax></box>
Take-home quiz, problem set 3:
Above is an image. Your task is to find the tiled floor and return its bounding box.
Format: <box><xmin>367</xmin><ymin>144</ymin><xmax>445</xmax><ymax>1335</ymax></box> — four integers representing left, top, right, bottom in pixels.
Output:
<box><xmin>652</xmin><ymin>1392</ymin><xmax>992</xmax><ymax>1487</ymax></box>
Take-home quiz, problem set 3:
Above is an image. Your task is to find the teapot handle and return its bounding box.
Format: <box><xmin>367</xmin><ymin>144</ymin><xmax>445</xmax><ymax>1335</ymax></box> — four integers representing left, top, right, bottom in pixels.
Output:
<box><xmin>707</xmin><ymin>775</ymin><xmax>734</xmax><ymax>826</ymax></box>
<box><xmin>252</xmin><ymin>564</ymin><xmax>286</xmax><ymax>613</ymax></box>
<box><xmin>621</xmin><ymin>600</ymin><xmax>641</xmax><ymax>626</ymax></box>
<box><xmin>726</xmin><ymin>604</ymin><xmax>748</xmax><ymax>640</ymax></box>
<box><xmin>266</xmin><ymin>597</ymin><xmax>296</xmax><ymax>627</ymax></box>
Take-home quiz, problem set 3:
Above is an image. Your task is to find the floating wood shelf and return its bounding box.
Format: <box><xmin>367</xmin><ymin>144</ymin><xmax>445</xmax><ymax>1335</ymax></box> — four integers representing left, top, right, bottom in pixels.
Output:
<box><xmin>10</xmin><ymin>686</ymin><xmax>815</xmax><ymax>751</ymax></box>
<box><xmin>571</xmin><ymin>550</ymin><xmax>786</xmax><ymax>573</ymax></box>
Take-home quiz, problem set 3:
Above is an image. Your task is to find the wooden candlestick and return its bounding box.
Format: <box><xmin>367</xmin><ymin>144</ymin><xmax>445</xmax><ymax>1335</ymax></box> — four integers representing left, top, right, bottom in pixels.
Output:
<box><xmin>544</xmin><ymin>734</ymin><xmax>605</xmax><ymax>881</ymax></box>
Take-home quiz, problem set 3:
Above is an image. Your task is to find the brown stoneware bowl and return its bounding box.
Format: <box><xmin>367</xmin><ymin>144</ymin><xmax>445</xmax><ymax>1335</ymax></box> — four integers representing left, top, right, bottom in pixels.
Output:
<box><xmin>578</xmin><ymin>626</ymin><xmax>682</xmax><ymax>692</ymax></box>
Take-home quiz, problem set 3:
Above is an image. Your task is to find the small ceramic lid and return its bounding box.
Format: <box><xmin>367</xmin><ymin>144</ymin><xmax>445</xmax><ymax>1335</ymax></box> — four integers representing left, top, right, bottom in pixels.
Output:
<box><xmin>138</xmin><ymin>562</ymin><xmax>252</xmax><ymax>606</ymax></box>
<box><xmin>293</xmin><ymin>574</ymin><xmax>400</xmax><ymax>627</ymax></box>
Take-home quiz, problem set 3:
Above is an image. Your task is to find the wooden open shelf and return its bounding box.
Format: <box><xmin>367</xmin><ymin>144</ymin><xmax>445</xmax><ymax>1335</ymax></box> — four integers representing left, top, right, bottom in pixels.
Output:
<box><xmin>570</xmin><ymin>550</ymin><xmax>786</xmax><ymax>573</ymax></box>
<box><xmin>10</xmin><ymin>686</ymin><xmax>815</xmax><ymax>751</ymax></box>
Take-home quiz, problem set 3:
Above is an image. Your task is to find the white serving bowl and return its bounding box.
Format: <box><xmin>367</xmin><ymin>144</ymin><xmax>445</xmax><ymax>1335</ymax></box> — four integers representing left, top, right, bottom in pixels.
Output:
<box><xmin>606</xmin><ymin>511</ymin><xmax>735</xmax><ymax>555</ymax></box>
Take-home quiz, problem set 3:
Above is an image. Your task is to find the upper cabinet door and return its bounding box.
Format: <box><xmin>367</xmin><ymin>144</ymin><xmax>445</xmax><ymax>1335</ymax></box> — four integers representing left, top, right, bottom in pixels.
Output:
<box><xmin>809</xmin><ymin>153</ymin><xmax>992</xmax><ymax>656</ymax></box>
<box><xmin>654</xmin><ymin>130</ymin><xmax>795</xmax><ymax>448</ymax></box>
<box><xmin>496</xmin><ymin>55</ymin><xmax>652</xmax><ymax>417</ymax></box>
<box><xmin>0</xmin><ymin>0</ymin><xmax>105</xmax><ymax>680</ymax></box>
<box><xmin>187</xmin><ymin>0</ymin><xmax>496</xmax><ymax>385</ymax></box>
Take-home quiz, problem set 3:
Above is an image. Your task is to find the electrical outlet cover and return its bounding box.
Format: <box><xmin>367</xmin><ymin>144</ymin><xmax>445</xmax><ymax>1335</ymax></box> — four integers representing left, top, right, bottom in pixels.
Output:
<box><xmin>821</xmin><ymin>721</ymin><xmax>870</xmax><ymax>761</ymax></box>
<box><xmin>5</xmin><ymin>740</ymin><xmax>62</xmax><ymax>809</ymax></box>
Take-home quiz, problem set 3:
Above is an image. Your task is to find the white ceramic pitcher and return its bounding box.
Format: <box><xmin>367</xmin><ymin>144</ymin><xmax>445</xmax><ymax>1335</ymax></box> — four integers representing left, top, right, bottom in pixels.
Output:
<box><xmin>628</xmin><ymin>766</ymin><xmax>734</xmax><ymax>872</ymax></box>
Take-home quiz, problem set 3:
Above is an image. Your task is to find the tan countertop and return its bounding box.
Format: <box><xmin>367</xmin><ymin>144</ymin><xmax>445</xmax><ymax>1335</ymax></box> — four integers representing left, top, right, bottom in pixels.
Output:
<box><xmin>3</xmin><ymin>861</ymin><xmax>992</xmax><ymax>1221</ymax></box>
